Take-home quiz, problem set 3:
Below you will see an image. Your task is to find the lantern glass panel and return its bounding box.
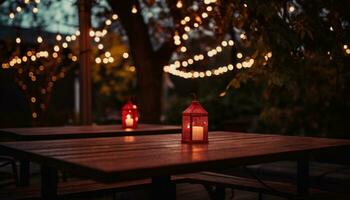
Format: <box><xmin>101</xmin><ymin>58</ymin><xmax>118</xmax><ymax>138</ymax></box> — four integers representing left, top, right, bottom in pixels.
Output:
<box><xmin>121</xmin><ymin>101</ymin><xmax>138</xmax><ymax>129</ymax></box>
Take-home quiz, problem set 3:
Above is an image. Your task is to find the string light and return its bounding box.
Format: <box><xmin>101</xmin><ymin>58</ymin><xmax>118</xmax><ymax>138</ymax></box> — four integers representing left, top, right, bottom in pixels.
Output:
<box><xmin>164</xmin><ymin>52</ymin><xmax>272</xmax><ymax>79</ymax></box>
<box><xmin>32</xmin><ymin>7</ymin><xmax>39</xmax><ymax>13</ymax></box>
<box><xmin>176</xmin><ymin>0</ymin><xmax>183</xmax><ymax>8</ymax></box>
<box><xmin>167</xmin><ymin>39</ymin><xmax>234</xmax><ymax>70</ymax></box>
<box><xmin>123</xmin><ymin>52</ymin><xmax>129</xmax><ymax>59</ymax></box>
<box><xmin>288</xmin><ymin>5</ymin><xmax>295</xmax><ymax>13</ymax></box>
<box><xmin>37</xmin><ymin>36</ymin><xmax>43</xmax><ymax>43</ymax></box>
<box><xmin>131</xmin><ymin>5</ymin><xmax>138</xmax><ymax>14</ymax></box>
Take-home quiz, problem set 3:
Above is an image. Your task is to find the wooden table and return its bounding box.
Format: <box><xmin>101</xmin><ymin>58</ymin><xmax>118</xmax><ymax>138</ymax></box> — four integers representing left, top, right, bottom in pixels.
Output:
<box><xmin>0</xmin><ymin>124</ymin><xmax>181</xmax><ymax>141</ymax></box>
<box><xmin>0</xmin><ymin>124</ymin><xmax>181</xmax><ymax>186</ymax></box>
<box><xmin>1</xmin><ymin>132</ymin><xmax>349</xmax><ymax>199</ymax></box>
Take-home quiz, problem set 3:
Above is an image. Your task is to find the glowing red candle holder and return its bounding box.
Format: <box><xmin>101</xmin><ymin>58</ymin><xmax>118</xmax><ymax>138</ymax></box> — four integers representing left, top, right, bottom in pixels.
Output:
<box><xmin>121</xmin><ymin>100</ymin><xmax>138</xmax><ymax>129</ymax></box>
<box><xmin>182</xmin><ymin>99</ymin><xmax>208</xmax><ymax>143</ymax></box>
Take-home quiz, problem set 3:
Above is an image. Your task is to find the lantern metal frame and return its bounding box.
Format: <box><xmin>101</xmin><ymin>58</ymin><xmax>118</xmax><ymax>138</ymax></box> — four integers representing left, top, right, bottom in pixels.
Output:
<box><xmin>121</xmin><ymin>100</ymin><xmax>138</xmax><ymax>129</ymax></box>
<box><xmin>182</xmin><ymin>101</ymin><xmax>208</xmax><ymax>144</ymax></box>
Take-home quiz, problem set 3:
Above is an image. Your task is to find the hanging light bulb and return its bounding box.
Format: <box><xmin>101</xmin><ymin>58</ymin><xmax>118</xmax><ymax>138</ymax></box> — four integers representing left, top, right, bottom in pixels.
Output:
<box><xmin>131</xmin><ymin>5</ymin><xmax>138</xmax><ymax>14</ymax></box>
<box><xmin>56</xmin><ymin>34</ymin><xmax>62</xmax><ymax>41</ymax></box>
<box><xmin>176</xmin><ymin>0</ymin><xmax>183</xmax><ymax>8</ymax></box>
<box><xmin>16</xmin><ymin>37</ymin><xmax>21</xmax><ymax>44</ymax></box>
<box><xmin>32</xmin><ymin>7</ymin><xmax>39</xmax><ymax>13</ymax></box>
<box><xmin>37</xmin><ymin>36</ymin><xmax>43</xmax><ymax>43</ymax></box>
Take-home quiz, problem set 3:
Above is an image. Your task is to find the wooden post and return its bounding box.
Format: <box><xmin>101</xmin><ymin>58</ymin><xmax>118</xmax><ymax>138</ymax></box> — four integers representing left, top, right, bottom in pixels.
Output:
<box><xmin>78</xmin><ymin>0</ymin><xmax>92</xmax><ymax>125</ymax></box>
<box><xmin>41</xmin><ymin>166</ymin><xmax>58</xmax><ymax>200</ymax></box>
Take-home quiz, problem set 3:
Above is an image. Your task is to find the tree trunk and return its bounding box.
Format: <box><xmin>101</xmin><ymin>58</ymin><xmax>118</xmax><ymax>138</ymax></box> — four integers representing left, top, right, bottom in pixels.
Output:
<box><xmin>78</xmin><ymin>0</ymin><xmax>92</xmax><ymax>125</ymax></box>
<box><xmin>108</xmin><ymin>0</ymin><xmax>167</xmax><ymax>123</ymax></box>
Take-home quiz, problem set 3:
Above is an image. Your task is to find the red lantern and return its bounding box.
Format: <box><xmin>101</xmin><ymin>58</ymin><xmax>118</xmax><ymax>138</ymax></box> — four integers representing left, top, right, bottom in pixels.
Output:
<box><xmin>182</xmin><ymin>100</ymin><xmax>208</xmax><ymax>143</ymax></box>
<box><xmin>121</xmin><ymin>101</ymin><xmax>138</xmax><ymax>129</ymax></box>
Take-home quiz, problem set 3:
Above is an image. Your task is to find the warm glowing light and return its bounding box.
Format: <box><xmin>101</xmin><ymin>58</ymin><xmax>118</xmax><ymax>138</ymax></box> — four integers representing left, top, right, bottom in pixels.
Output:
<box><xmin>288</xmin><ymin>5</ymin><xmax>295</xmax><ymax>13</ymax></box>
<box><xmin>105</xmin><ymin>51</ymin><xmax>111</xmax><ymax>57</ymax></box>
<box><xmin>98</xmin><ymin>44</ymin><xmax>104</xmax><ymax>49</ymax></box>
<box><xmin>95</xmin><ymin>57</ymin><xmax>101</xmax><ymax>64</ymax></box>
<box><xmin>16</xmin><ymin>37</ymin><xmax>21</xmax><ymax>44</ymax></box>
<box><xmin>240</xmin><ymin>33</ymin><xmax>247</xmax><ymax>40</ymax></box>
<box><xmin>62</xmin><ymin>42</ymin><xmax>68</xmax><ymax>48</ymax></box>
<box><xmin>32</xmin><ymin>7</ymin><xmax>38</xmax><ymax>13</ymax></box>
<box><xmin>71</xmin><ymin>56</ymin><xmax>78</xmax><ymax>62</ymax></box>
<box><xmin>54</xmin><ymin>45</ymin><xmax>60</xmax><ymax>52</ymax></box>
<box><xmin>37</xmin><ymin>36</ymin><xmax>43</xmax><ymax>43</ymax></box>
<box><xmin>112</xmin><ymin>14</ymin><xmax>118</xmax><ymax>20</ymax></box>
<box><xmin>182</xmin><ymin>34</ymin><xmax>189</xmax><ymax>40</ymax></box>
<box><xmin>65</xmin><ymin>36</ymin><xmax>71</xmax><ymax>42</ymax></box>
<box><xmin>9</xmin><ymin>13</ymin><xmax>15</xmax><ymax>19</ymax></box>
<box><xmin>129</xmin><ymin>66</ymin><xmax>136</xmax><ymax>72</ymax></box>
<box><xmin>89</xmin><ymin>30</ymin><xmax>95</xmax><ymax>37</ymax></box>
<box><xmin>236</xmin><ymin>53</ymin><xmax>243</xmax><ymax>59</ymax></box>
<box><xmin>131</xmin><ymin>5</ymin><xmax>138</xmax><ymax>14</ymax></box>
<box><xmin>56</xmin><ymin>34</ymin><xmax>62</xmax><ymax>41</ymax></box>
<box><xmin>176</xmin><ymin>0</ymin><xmax>183</xmax><ymax>8</ymax></box>
<box><xmin>105</xmin><ymin>19</ymin><xmax>112</xmax><ymax>25</ymax></box>
<box><xmin>267</xmin><ymin>52</ymin><xmax>272</xmax><ymax>58</ymax></box>
<box><xmin>202</xmin><ymin>12</ymin><xmax>208</xmax><ymax>18</ymax></box>
<box><xmin>123</xmin><ymin>52</ymin><xmax>129</xmax><ymax>59</ymax></box>
<box><xmin>228</xmin><ymin>40</ymin><xmax>234</xmax><ymax>46</ymax></box>
<box><xmin>228</xmin><ymin>64</ymin><xmax>234</xmax><ymax>70</ymax></box>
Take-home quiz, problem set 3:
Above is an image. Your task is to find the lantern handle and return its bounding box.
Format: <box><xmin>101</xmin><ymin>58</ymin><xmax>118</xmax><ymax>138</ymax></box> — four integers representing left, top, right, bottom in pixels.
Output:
<box><xmin>191</xmin><ymin>93</ymin><xmax>198</xmax><ymax>101</ymax></box>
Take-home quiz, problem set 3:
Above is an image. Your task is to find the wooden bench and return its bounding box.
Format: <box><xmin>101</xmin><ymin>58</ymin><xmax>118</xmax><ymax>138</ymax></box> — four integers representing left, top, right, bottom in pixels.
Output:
<box><xmin>0</xmin><ymin>172</ymin><xmax>344</xmax><ymax>200</ymax></box>
<box><xmin>181</xmin><ymin>172</ymin><xmax>328</xmax><ymax>200</ymax></box>
<box><xmin>0</xmin><ymin>177</ymin><xmax>186</xmax><ymax>200</ymax></box>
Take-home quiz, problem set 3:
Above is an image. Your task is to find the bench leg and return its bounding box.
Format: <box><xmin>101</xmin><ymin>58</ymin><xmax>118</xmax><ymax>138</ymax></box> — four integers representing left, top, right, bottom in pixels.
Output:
<box><xmin>297</xmin><ymin>158</ymin><xmax>309</xmax><ymax>197</ymax></box>
<box><xmin>19</xmin><ymin>160</ymin><xmax>30</xmax><ymax>186</ymax></box>
<box><xmin>41</xmin><ymin>166</ymin><xmax>58</xmax><ymax>200</ymax></box>
<box><xmin>205</xmin><ymin>186</ymin><xmax>226</xmax><ymax>200</ymax></box>
<box><xmin>151</xmin><ymin>175</ymin><xmax>176</xmax><ymax>200</ymax></box>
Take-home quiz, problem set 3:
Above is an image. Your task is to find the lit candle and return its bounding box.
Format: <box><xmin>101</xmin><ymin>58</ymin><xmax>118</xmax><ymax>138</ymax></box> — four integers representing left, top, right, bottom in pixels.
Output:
<box><xmin>192</xmin><ymin>126</ymin><xmax>204</xmax><ymax>141</ymax></box>
<box><xmin>125</xmin><ymin>115</ymin><xmax>134</xmax><ymax>127</ymax></box>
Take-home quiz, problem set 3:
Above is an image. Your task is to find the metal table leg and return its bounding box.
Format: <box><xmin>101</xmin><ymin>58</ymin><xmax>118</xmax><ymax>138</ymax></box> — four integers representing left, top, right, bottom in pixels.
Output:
<box><xmin>19</xmin><ymin>160</ymin><xmax>30</xmax><ymax>186</ymax></box>
<box><xmin>151</xmin><ymin>175</ymin><xmax>176</xmax><ymax>200</ymax></box>
<box><xmin>297</xmin><ymin>158</ymin><xmax>309</xmax><ymax>197</ymax></box>
<box><xmin>41</xmin><ymin>165</ymin><xmax>58</xmax><ymax>200</ymax></box>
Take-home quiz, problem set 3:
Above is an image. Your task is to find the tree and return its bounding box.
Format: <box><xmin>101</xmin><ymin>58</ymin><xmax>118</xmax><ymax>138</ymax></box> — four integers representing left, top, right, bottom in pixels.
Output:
<box><xmin>107</xmin><ymin>0</ymin><xmax>175</xmax><ymax>123</ymax></box>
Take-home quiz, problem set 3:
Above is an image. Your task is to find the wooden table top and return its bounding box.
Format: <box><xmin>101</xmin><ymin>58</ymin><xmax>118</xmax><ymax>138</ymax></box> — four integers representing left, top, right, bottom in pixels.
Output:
<box><xmin>1</xmin><ymin>132</ymin><xmax>349</xmax><ymax>182</ymax></box>
<box><xmin>0</xmin><ymin>124</ymin><xmax>181</xmax><ymax>140</ymax></box>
